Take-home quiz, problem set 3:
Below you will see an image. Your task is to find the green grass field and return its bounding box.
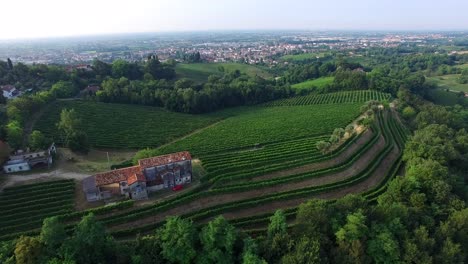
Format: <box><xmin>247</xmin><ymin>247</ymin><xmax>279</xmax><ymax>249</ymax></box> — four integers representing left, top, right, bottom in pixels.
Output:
<box><xmin>427</xmin><ymin>74</ymin><xmax>468</xmax><ymax>92</ymax></box>
<box><xmin>291</xmin><ymin>77</ymin><xmax>335</xmax><ymax>90</ymax></box>
<box><xmin>155</xmin><ymin>103</ymin><xmax>362</xmax><ymax>156</ymax></box>
<box><xmin>280</xmin><ymin>53</ymin><xmax>327</xmax><ymax>61</ymax></box>
<box><xmin>34</xmin><ymin>101</ymin><xmax>222</xmax><ymax>149</ymax></box>
<box><xmin>456</xmin><ymin>63</ymin><xmax>468</xmax><ymax>70</ymax></box>
<box><xmin>427</xmin><ymin>89</ymin><xmax>468</xmax><ymax>106</ymax></box>
<box><xmin>175</xmin><ymin>63</ymin><xmax>272</xmax><ymax>83</ymax></box>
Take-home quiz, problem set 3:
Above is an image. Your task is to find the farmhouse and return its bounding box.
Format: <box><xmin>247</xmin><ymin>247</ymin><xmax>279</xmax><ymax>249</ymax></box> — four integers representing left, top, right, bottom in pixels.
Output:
<box><xmin>1</xmin><ymin>85</ymin><xmax>20</xmax><ymax>99</ymax></box>
<box><xmin>3</xmin><ymin>143</ymin><xmax>57</xmax><ymax>173</ymax></box>
<box><xmin>82</xmin><ymin>151</ymin><xmax>192</xmax><ymax>202</ymax></box>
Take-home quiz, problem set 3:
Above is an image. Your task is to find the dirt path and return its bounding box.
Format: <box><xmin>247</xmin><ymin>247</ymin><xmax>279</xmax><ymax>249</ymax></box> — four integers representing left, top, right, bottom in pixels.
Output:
<box><xmin>0</xmin><ymin>169</ymin><xmax>90</xmax><ymax>191</ymax></box>
<box><xmin>109</xmin><ymin>133</ymin><xmax>387</xmax><ymax>231</ymax></box>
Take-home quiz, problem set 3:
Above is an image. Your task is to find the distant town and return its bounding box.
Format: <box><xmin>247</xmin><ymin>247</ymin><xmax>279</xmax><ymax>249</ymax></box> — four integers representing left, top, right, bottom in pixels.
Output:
<box><xmin>1</xmin><ymin>31</ymin><xmax>466</xmax><ymax>66</ymax></box>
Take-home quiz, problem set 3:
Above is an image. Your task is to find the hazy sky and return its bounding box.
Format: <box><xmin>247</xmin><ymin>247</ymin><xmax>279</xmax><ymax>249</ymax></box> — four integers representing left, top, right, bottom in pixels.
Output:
<box><xmin>2</xmin><ymin>0</ymin><xmax>468</xmax><ymax>39</ymax></box>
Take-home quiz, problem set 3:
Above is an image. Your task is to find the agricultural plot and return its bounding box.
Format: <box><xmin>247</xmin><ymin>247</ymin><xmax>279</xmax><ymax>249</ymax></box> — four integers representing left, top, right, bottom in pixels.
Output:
<box><xmin>155</xmin><ymin>103</ymin><xmax>362</xmax><ymax>155</ymax></box>
<box><xmin>427</xmin><ymin>89</ymin><xmax>468</xmax><ymax>106</ymax></box>
<box><xmin>176</xmin><ymin>63</ymin><xmax>272</xmax><ymax>82</ymax></box>
<box><xmin>99</xmin><ymin>109</ymin><xmax>405</xmax><ymax>237</ymax></box>
<box><xmin>0</xmin><ymin>179</ymin><xmax>75</xmax><ymax>240</ymax></box>
<box><xmin>34</xmin><ymin>101</ymin><xmax>222</xmax><ymax>149</ymax></box>
<box><xmin>427</xmin><ymin>74</ymin><xmax>468</xmax><ymax>92</ymax></box>
<box><xmin>291</xmin><ymin>77</ymin><xmax>335</xmax><ymax>90</ymax></box>
<box><xmin>264</xmin><ymin>90</ymin><xmax>391</xmax><ymax>107</ymax></box>
<box><xmin>0</xmin><ymin>90</ymin><xmax>409</xmax><ymax>241</ymax></box>
<box><xmin>280</xmin><ymin>53</ymin><xmax>327</xmax><ymax>61</ymax></box>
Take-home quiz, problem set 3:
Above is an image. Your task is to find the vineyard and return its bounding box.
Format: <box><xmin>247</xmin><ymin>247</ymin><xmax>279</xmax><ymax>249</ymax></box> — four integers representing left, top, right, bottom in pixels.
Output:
<box><xmin>33</xmin><ymin>101</ymin><xmax>221</xmax><ymax>149</ymax></box>
<box><xmin>0</xmin><ymin>180</ymin><xmax>75</xmax><ymax>240</ymax></box>
<box><xmin>155</xmin><ymin>103</ymin><xmax>362</xmax><ymax>155</ymax></box>
<box><xmin>2</xmin><ymin>90</ymin><xmax>410</xmax><ymax>242</ymax></box>
<box><xmin>263</xmin><ymin>90</ymin><xmax>391</xmax><ymax>107</ymax></box>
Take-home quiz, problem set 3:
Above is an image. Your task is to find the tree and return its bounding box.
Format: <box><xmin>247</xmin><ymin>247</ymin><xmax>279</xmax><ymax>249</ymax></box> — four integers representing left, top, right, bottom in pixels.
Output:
<box><xmin>40</xmin><ymin>217</ymin><xmax>66</xmax><ymax>253</ymax></box>
<box><xmin>199</xmin><ymin>216</ymin><xmax>237</xmax><ymax>264</ymax></box>
<box><xmin>267</xmin><ymin>210</ymin><xmax>288</xmax><ymax>239</ymax></box>
<box><xmin>50</xmin><ymin>81</ymin><xmax>77</xmax><ymax>98</ymax></box>
<box><xmin>61</xmin><ymin>213</ymin><xmax>114</xmax><ymax>264</ymax></box>
<box><xmin>335</xmin><ymin>210</ymin><xmax>368</xmax><ymax>263</ymax></box>
<box><xmin>160</xmin><ymin>216</ymin><xmax>196</xmax><ymax>264</ymax></box>
<box><xmin>6</xmin><ymin>121</ymin><xmax>23</xmax><ymax>149</ymax></box>
<box><xmin>67</xmin><ymin>131</ymin><xmax>90</xmax><ymax>154</ymax></box>
<box><xmin>333</xmin><ymin>128</ymin><xmax>345</xmax><ymax>138</ymax></box>
<box><xmin>281</xmin><ymin>236</ymin><xmax>320</xmax><ymax>264</ymax></box>
<box><xmin>345</xmin><ymin>125</ymin><xmax>355</xmax><ymax>136</ymax></box>
<box><xmin>29</xmin><ymin>130</ymin><xmax>50</xmax><ymax>151</ymax></box>
<box><xmin>242</xmin><ymin>238</ymin><xmax>266</xmax><ymax>264</ymax></box>
<box><xmin>316</xmin><ymin>140</ymin><xmax>331</xmax><ymax>154</ymax></box>
<box><xmin>14</xmin><ymin>236</ymin><xmax>43</xmax><ymax>264</ymax></box>
<box><xmin>402</xmin><ymin>106</ymin><xmax>416</xmax><ymax>120</ymax></box>
<box><xmin>262</xmin><ymin>210</ymin><xmax>291</xmax><ymax>263</ymax></box>
<box><xmin>57</xmin><ymin>108</ymin><xmax>89</xmax><ymax>153</ymax></box>
<box><xmin>7</xmin><ymin>58</ymin><xmax>13</xmax><ymax>70</ymax></box>
<box><xmin>57</xmin><ymin>108</ymin><xmax>81</xmax><ymax>138</ymax></box>
<box><xmin>403</xmin><ymin>124</ymin><xmax>458</xmax><ymax>165</ymax></box>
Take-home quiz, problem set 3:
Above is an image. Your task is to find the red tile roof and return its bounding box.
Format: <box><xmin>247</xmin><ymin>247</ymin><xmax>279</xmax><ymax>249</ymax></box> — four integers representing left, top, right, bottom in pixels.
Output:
<box><xmin>94</xmin><ymin>151</ymin><xmax>191</xmax><ymax>186</ymax></box>
<box><xmin>138</xmin><ymin>151</ymin><xmax>191</xmax><ymax>169</ymax></box>
<box><xmin>127</xmin><ymin>173</ymin><xmax>146</xmax><ymax>185</ymax></box>
<box><xmin>1</xmin><ymin>85</ymin><xmax>16</xmax><ymax>92</ymax></box>
<box><xmin>95</xmin><ymin>166</ymin><xmax>141</xmax><ymax>186</ymax></box>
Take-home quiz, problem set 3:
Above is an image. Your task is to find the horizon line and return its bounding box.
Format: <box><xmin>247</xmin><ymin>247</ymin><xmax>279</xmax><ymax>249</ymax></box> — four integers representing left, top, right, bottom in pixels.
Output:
<box><xmin>0</xmin><ymin>28</ymin><xmax>467</xmax><ymax>42</ymax></box>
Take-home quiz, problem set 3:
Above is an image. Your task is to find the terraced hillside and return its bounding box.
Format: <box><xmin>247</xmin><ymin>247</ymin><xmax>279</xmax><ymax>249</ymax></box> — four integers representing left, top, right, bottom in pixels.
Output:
<box><xmin>264</xmin><ymin>90</ymin><xmax>391</xmax><ymax>107</ymax></box>
<box><xmin>0</xmin><ymin>180</ymin><xmax>75</xmax><ymax>240</ymax></box>
<box><xmin>1</xmin><ymin>90</ymin><xmax>408</xmax><ymax>241</ymax></box>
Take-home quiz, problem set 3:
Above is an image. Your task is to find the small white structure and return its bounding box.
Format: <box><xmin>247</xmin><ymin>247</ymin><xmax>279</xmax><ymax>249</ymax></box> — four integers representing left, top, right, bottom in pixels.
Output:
<box><xmin>2</xmin><ymin>143</ymin><xmax>57</xmax><ymax>173</ymax></box>
<box><xmin>3</xmin><ymin>159</ymin><xmax>30</xmax><ymax>173</ymax></box>
<box><xmin>1</xmin><ymin>85</ymin><xmax>20</xmax><ymax>99</ymax></box>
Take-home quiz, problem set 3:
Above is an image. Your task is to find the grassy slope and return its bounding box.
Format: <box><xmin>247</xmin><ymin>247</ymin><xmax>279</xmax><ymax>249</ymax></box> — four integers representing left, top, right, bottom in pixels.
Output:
<box><xmin>175</xmin><ymin>63</ymin><xmax>272</xmax><ymax>83</ymax></box>
<box><xmin>280</xmin><ymin>53</ymin><xmax>327</xmax><ymax>61</ymax></box>
<box><xmin>427</xmin><ymin>89</ymin><xmax>468</xmax><ymax>106</ymax></box>
<box><xmin>33</xmin><ymin>101</ymin><xmax>222</xmax><ymax>149</ymax></box>
<box><xmin>156</xmin><ymin>103</ymin><xmax>362</xmax><ymax>156</ymax></box>
<box><xmin>291</xmin><ymin>77</ymin><xmax>335</xmax><ymax>90</ymax></box>
<box><xmin>456</xmin><ymin>63</ymin><xmax>468</xmax><ymax>70</ymax></box>
<box><xmin>427</xmin><ymin>74</ymin><xmax>468</xmax><ymax>92</ymax></box>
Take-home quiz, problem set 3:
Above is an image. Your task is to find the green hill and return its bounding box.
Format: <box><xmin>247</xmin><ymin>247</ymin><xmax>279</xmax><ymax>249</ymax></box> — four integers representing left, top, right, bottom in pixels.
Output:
<box><xmin>175</xmin><ymin>63</ymin><xmax>272</xmax><ymax>83</ymax></box>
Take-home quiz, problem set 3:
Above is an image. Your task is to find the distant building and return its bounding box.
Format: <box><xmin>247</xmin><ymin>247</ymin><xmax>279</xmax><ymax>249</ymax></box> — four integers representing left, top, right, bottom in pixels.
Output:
<box><xmin>3</xmin><ymin>143</ymin><xmax>57</xmax><ymax>173</ymax></box>
<box><xmin>81</xmin><ymin>85</ymin><xmax>101</xmax><ymax>96</ymax></box>
<box><xmin>82</xmin><ymin>151</ymin><xmax>192</xmax><ymax>202</ymax></box>
<box><xmin>1</xmin><ymin>85</ymin><xmax>20</xmax><ymax>99</ymax></box>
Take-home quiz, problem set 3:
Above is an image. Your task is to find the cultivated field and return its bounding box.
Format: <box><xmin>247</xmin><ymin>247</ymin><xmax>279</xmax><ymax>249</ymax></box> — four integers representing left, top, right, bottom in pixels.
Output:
<box><xmin>2</xmin><ymin>90</ymin><xmax>408</xmax><ymax>241</ymax></box>
<box><xmin>34</xmin><ymin>101</ymin><xmax>222</xmax><ymax>149</ymax></box>
<box><xmin>263</xmin><ymin>90</ymin><xmax>390</xmax><ymax>107</ymax></box>
<box><xmin>280</xmin><ymin>53</ymin><xmax>327</xmax><ymax>61</ymax></box>
<box><xmin>0</xmin><ymin>179</ymin><xmax>75</xmax><ymax>240</ymax></box>
<box><xmin>155</xmin><ymin>103</ymin><xmax>362</xmax><ymax>155</ymax></box>
<box><xmin>175</xmin><ymin>63</ymin><xmax>272</xmax><ymax>82</ymax></box>
<box><xmin>427</xmin><ymin>74</ymin><xmax>468</xmax><ymax>92</ymax></box>
<box><xmin>291</xmin><ymin>77</ymin><xmax>335</xmax><ymax>90</ymax></box>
